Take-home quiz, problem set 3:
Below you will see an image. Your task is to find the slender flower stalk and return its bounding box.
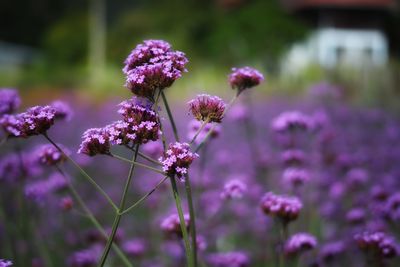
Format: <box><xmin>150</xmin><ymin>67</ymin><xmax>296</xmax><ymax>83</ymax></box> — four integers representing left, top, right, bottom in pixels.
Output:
<box><xmin>161</xmin><ymin>91</ymin><xmax>199</xmax><ymax>267</ymax></box>
<box><xmin>119</xmin><ymin>176</ymin><xmax>169</xmax><ymax>215</ymax></box>
<box><xmin>189</xmin><ymin>119</ymin><xmax>210</xmax><ymax>145</ymax></box>
<box><xmin>110</xmin><ymin>153</ymin><xmax>166</xmax><ymax>175</ymax></box>
<box><xmin>55</xmin><ymin>166</ymin><xmax>132</xmax><ymax>267</ymax></box>
<box><xmin>43</xmin><ymin>133</ymin><xmax>118</xmax><ymax>211</ymax></box>
<box><xmin>98</xmin><ymin>145</ymin><xmax>140</xmax><ymax>266</ymax></box>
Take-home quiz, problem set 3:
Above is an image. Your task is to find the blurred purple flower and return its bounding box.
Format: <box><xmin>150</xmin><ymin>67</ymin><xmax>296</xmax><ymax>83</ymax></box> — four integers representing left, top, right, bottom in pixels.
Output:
<box><xmin>0</xmin><ymin>259</ymin><xmax>12</xmax><ymax>267</ymax></box>
<box><xmin>0</xmin><ymin>88</ymin><xmax>20</xmax><ymax>115</ymax></box>
<box><xmin>354</xmin><ymin>231</ymin><xmax>397</xmax><ymax>259</ymax></box>
<box><xmin>284</xmin><ymin>232</ymin><xmax>317</xmax><ymax>257</ymax></box>
<box><xmin>271</xmin><ymin>111</ymin><xmax>313</xmax><ymax>133</ymax></box>
<box><xmin>260</xmin><ymin>192</ymin><xmax>302</xmax><ymax>223</ymax></box>
<box><xmin>220</xmin><ymin>179</ymin><xmax>247</xmax><ymax>200</ymax></box>
<box><xmin>51</xmin><ymin>100</ymin><xmax>73</xmax><ymax>121</ymax></box>
<box><xmin>207</xmin><ymin>251</ymin><xmax>250</xmax><ymax>267</ymax></box>
<box><xmin>160</xmin><ymin>213</ymin><xmax>190</xmax><ymax>238</ymax></box>
<box><xmin>188</xmin><ymin>94</ymin><xmax>226</xmax><ymax>123</ymax></box>
<box><xmin>34</xmin><ymin>143</ymin><xmax>70</xmax><ymax>166</ymax></box>
<box><xmin>229</xmin><ymin>66</ymin><xmax>264</xmax><ymax>95</ymax></box>
<box><xmin>122</xmin><ymin>238</ymin><xmax>147</xmax><ymax>258</ymax></box>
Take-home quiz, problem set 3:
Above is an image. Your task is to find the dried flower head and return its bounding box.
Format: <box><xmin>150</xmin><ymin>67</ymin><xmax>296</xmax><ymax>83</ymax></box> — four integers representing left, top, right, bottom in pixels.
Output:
<box><xmin>188</xmin><ymin>94</ymin><xmax>226</xmax><ymax>123</ymax></box>
<box><xmin>260</xmin><ymin>192</ymin><xmax>302</xmax><ymax>223</ymax></box>
<box><xmin>78</xmin><ymin>128</ymin><xmax>110</xmax><ymax>156</ymax></box>
<box><xmin>229</xmin><ymin>67</ymin><xmax>264</xmax><ymax>95</ymax></box>
<box><xmin>285</xmin><ymin>233</ymin><xmax>317</xmax><ymax>257</ymax></box>
<box><xmin>160</xmin><ymin>142</ymin><xmax>199</xmax><ymax>179</ymax></box>
<box><xmin>354</xmin><ymin>231</ymin><xmax>397</xmax><ymax>259</ymax></box>
<box><xmin>0</xmin><ymin>88</ymin><xmax>20</xmax><ymax>115</ymax></box>
<box><xmin>35</xmin><ymin>143</ymin><xmax>70</xmax><ymax>166</ymax></box>
<box><xmin>160</xmin><ymin>213</ymin><xmax>190</xmax><ymax>238</ymax></box>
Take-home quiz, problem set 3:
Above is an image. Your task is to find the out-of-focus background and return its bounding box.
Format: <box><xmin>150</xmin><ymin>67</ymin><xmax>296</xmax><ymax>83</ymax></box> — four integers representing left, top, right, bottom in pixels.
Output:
<box><xmin>1</xmin><ymin>0</ymin><xmax>400</xmax><ymax>107</ymax></box>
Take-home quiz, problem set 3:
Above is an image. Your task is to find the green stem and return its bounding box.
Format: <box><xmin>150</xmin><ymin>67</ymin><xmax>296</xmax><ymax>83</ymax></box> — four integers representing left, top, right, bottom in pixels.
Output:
<box><xmin>278</xmin><ymin>222</ymin><xmax>288</xmax><ymax>267</ymax></box>
<box><xmin>189</xmin><ymin>119</ymin><xmax>210</xmax><ymax>145</ymax></box>
<box><xmin>43</xmin><ymin>134</ymin><xmax>118</xmax><ymax>211</ymax></box>
<box><xmin>170</xmin><ymin>177</ymin><xmax>194</xmax><ymax>267</ymax></box>
<box><xmin>110</xmin><ymin>153</ymin><xmax>165</xmax><ymax>175</ymax></box>
<box><xmin>161</xmin><ymin>91</ymin><xmax>180</xmax><ymax>141</ymax></box>
<box><xmin>98</xmin><ymin>145</ymin><xmax>140</xmax><ymax>266</ymax></box>
<box><xmin>120</xmin><ymin>176</ymin><xmax>169</xmax><ymax>215</ymax></box>
<box><xmin>56</xmin><ymin>167</ymin><xmax>132</xmax><ymax>267</ymax></box>
<box><xmin>162</xmin><ymin>92</ymin><xmax>198</xmax><ymax>267</ymax></box>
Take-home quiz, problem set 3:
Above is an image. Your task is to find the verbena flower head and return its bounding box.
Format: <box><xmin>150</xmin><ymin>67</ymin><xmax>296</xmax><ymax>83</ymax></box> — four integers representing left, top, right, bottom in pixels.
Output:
<box><xmin>0</xmin><ymin>88</ymin><xmax>20</xmax><ymax>115</ymax></box>
<box><xmin>123</xmin><ymin>40</ymin><xmax>172</xmax><ymax>74</ymax></box>
<box><xmin>0</xmin><ymin>114</ymin><xmax>23</xmax><ymax>137</ymax></box>
<box><xmin>384</xmin><ymin>193</ymin><xmax>400</xmax><ymax>221</ymax></box>
<box><xmin>160</xmin><ymin>213</ymin><xmax>190</xmax><ymax>238</ymax></box>
<box><xmin>346</xmin><ymin>208</ymin><xmax>366</xmax><ymax>225</ymax></box>
<box><xmin>260</xmin><ymin>192</ymin><xmax>302</xmax><ymax>223</ymax></box>
<box><xmin>221</xmin><ymin>179</ymin><xmax>247</xmax><ymax>200</ymax></box>
<box><xmin>2</xmin><ymin>106</ymin><xmax>57</xmax><ymax>138</ymax></box>
<box><xmin>0</xmin><ymin>259</ymin><xmax>12</xmax><ymax>267</ymax></box>
<box><xmin>122</xmin><ymin>239</ymin><xmax>147</xmax><ymax>258</ymax></box>
<box><xmin>68</xmin><ymin>245</ymin><xmax>102</xmax><ymax>267</ymax></box>
<box><xmin>281</xmin><ymin>149</ymin><xmax>306</xmax><ymax>166</ymax></box>
<box><xmin>35</xmin><ymin>143</ymin><xmax>70</xmax><ymax>166</ymax></box>
<box><xmin>354</xmin><ymin>231</ymin><xmax>397</xmax><ymax>259</ymax></box>
<box><xmin>123</xmin><ymin>40</ymin><xmax>188</xmax><ymax>99</ymax></box>
<box><xmin>207</xmin><ymin>251</ymin><xmax>250</xmax><ymax>267</ymax></box>
<box><xmin>272</xmin><ymin>111</ymin><xmax>312</xmax><ymax>133</ymax></box>
<box><xmin>160</xmin><ymin>142</ymin><xmax>198</xmax><ymax>179</ymax></box>
<box><xmin>25</xmin><ymin>173</ymin><xmax>67</xmax><ymax>203</ymax></box>
<box><xmin>113</xmin><ymin>97</ymin><xmax>160</xmax><ymax>144</ymax></box>
<box><xmin>51</xmin><ymin>100</ymin><xmax>73</xmax><ymax>121</ymax></box>
<box><xmin>285</xmin><ymin>233</ymin><xmax>317</xmax><ymax>257</ymax></box>
<box><xmin>188</xmin><ymin>94</ymin><xmax>226</xmax><ymax>123</ymax></box>
<box><xmin>320</xmin><ymin>241</ymin><xmax>345</xmax><ymax>262</ymax></box>
<box><xmin>78</xmin><ymin>128</ymin><xmax>110</xmax><ymax>156</ymax></box>
<box><xmin>229</xmin><ymin>67</ymin><xmax>264</xmax><ymax>95</ymax></box>
<box><xmin>283</xmin><ymin>168</ymin><xmax>310</xmax><ymax>187</ymax></box>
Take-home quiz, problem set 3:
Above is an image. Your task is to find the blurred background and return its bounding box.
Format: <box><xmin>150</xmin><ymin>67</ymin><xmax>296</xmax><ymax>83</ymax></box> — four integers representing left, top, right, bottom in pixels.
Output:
<box><xmin>1</xmin><ymin>0</ymin><xmax>400</xmax><ymax>107</ymax></box>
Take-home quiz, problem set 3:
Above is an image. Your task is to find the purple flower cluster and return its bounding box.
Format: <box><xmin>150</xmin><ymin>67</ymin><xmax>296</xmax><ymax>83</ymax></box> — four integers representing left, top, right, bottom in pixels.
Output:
<box><xmin>51</xmin><ymin>100</ymin><xmax>73</xmax><ymax>121</ymax></box>
<box><xmin>122</xmin><ymin>239</ymin><xmax>147</xmax><ymax>258</ymax></box>
<box><xmin>282</xmin><ymin>168</ymin><xmax>310</xmax><ymax>187</ymax></box>
<box><xmin>188</xmin><ymin>94</ymin><xmax>226</xmax><ymax>123</ymax></box>
<box><xmin>0</xmin><ymin>105</ymin><xmax>56</xmax><ymax>138</ymax></box>
<box><xmin>228</xmin><ymin>67</ymin><xmax>264</xmax><ymax>95</ymax></box>
<box><xmin>78</xmin><ymin>97</ymin><xmax>160</xmax><ymax>156</ymax></box>
<box><xmin>260</xmin><ymin>192</ymin><xmax>302</xmax><ymax>223</ymax></box>
<box><xmin>220</xmin><ymin>179</ymin><xmax>247</xmax><ymax>200</ymax></box>
<box><xmin>272</xmin><ymin>111</ymin><xmax>313</xmax><ymax>133</ymax></box>
<box><xmin>0</xmin><ymin>259</ymin><xmax>12</xmax><ymax>267</ymax></box>
<box><xmin>123</xmin><ymin>40</ymin><xmax>188</xmax><ymax>99</ymax></box>
<box><xmin>0</xmin><ymin>88</ymin><xmax>20</xmax><ymax>115</ymax></box>
<box><xmin>284</xmin><ymin>232</ymin><xmax>317</xmax><ymax>257</ymax></box>
<box><xmin>160</xmin><ymin>213</ymin><xmax>190</xmax><ymax>237</ymax></box>
<box><xmin>160</xmin><ymin>142</ymin><xmax>198</xmax><ymax>179</ymax></box>
<box><xmin>25</xmin><ymin>173</ymin><xmax>67</xmax><ymax>203</ymax></box>
<box><xmin>207</xmin><ymin>251</ymin><xmax>249</xmax><ymax>267</ymax></box>
<box><xmin>34</xmin><ymin>143</ymin><xmax>70</xmax><ymax>166</ymax></box>
<box><xmin>68</xmin><ymin>245</ymin><xmax>102</xmax><ymax>267</ymax></box>
<box><xmin>354</xmin><ymin>231</ymin><xmax>397</xmax><ymax>258</ymax></box>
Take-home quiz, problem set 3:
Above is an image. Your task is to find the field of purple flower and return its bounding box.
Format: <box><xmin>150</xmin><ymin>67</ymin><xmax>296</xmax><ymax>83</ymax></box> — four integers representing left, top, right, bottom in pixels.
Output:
<box><xmin>1</xmin><ymin>40</ymin><xmax>400</xmax><ymax>267</ymax></box>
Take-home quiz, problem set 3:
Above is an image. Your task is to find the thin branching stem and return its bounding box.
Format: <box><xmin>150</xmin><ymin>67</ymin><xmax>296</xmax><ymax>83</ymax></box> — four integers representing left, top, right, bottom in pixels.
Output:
<box><xmin>43</xmin><ymin>133</ymin><xmax>118</xmax><ymax>211</ymax></box>
<box><xmin>110</xmin><ymin>153</ymin><xmax>166</xmax><ymax>175</ymax></box>
<box><xmin>189</xmin><ymin>119</ymin><xmax>210</xmax><ymax>145</ymax></box>
<box><xmin>55</xmin><ymin>166</ymin><xmax>132</xmax><ymax>267</ymax></box>
<box><xmin>98</xmin><ymin>145</ymin><xmax>140</xmax><ymax>266</ymax></box>
<box><xmin>120</xmin><ymin>176</ymin><xmax>169</xmax><ymax>215</ymax></box>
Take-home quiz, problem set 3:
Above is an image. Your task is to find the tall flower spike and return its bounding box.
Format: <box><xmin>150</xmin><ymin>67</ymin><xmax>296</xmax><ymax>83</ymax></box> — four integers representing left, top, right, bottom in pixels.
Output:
<box><xmin>78</xmin><ymin>128</ymin><xmax>110</xmax><ymax>156</ymax></box>
<box><xmin>0</xmin><ymin>88</ymin><xmax>20</xmax><ymax>115</ymax></box>
<box><xmin>188</xmin><ymin>94</ymin><xmax>226</xmax><ymax>123</ymax></box>
<box><xmin>159</xmin><ymin>142</ymin><xmax>198</xmax><ymax>180</ymax></box>
<box><xmin>260</xmin><ymin>192</ymin><xmax>302</xmax><ymax>223</ymax></box>
<box><xmin>229</xmin><ymin>67</ymin><xmax>264</xmax><ymax>95</ymax></box>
